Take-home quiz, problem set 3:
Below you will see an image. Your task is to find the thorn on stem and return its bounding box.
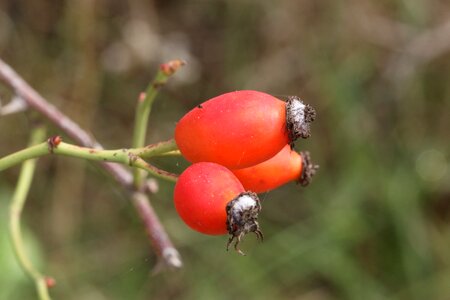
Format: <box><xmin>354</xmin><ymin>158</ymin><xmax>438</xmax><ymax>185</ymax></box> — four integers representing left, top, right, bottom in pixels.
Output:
<box><xmin>139</xmin><ymin>92</ymin><xmax>146</xmax><ymax>102</ymax></box>
<box><xmin>45</xmin><ymin>276</ymin><xmax>56</xmax><ymax>288</ymax></box>
<box><xmin>47</xmin><ymin>136</ymin><xmax>62</xmax><ymax>153</ymax></box>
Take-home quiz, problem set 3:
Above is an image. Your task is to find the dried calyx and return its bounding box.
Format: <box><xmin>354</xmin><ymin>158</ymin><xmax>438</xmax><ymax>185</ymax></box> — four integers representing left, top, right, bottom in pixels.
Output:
<box><xmin>226</xmin><ymin>192</ymin><xmax>263</xmax><ymax>255</ymax></box>
<box><xmin>286</xmin><ymin>96</ymin><xmax>316</xmax><ymax>146</ymax></box>
<box><xmin>298</xmin><ymin>151</ymin><xmax>319</xmax><ymax>186</ymax></box>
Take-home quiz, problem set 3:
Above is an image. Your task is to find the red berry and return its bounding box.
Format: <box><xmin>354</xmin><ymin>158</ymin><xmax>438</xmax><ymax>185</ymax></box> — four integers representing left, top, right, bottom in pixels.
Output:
<box><xmin>232</xmin><ymin>145</ymin><xmax>318</xmax><ymax>193</ymax></box>
<box><xmin>175</xmin><ymin>90</ymin><xmax>315</xmax><ymax>169</ymax></box>
<box><xmin>174</xmin><ymin>162</ymin><xmax>263</xmax><ymax>254</ymax></box>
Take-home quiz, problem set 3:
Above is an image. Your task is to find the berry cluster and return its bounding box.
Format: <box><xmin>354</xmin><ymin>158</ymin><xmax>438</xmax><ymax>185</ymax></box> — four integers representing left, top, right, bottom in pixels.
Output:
<box><xmin>174</xmin><ymin>90</ymin><xmax>317</xmax><ymax>254</ymax></box>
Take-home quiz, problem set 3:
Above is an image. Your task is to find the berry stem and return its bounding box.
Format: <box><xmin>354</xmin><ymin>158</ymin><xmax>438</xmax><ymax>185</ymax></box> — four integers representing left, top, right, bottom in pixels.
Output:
<box><xmin>0</xmin><ymin>140</ymin><xmax>179</xmax><ymax>182</ymax></box>
<box><xmin>131</xmin><ymin>60</ymin><xmax>185</xmax><ymax>187</ymax></box>
<box><xmin>131</xmin><ymin>138</ymin><xmax>179</xmax><ymax>158</ymax></box>
<box><xmin>9</xmin><ymin>126</ymin><xmax>52</xmax><ymax>300</ymax></box>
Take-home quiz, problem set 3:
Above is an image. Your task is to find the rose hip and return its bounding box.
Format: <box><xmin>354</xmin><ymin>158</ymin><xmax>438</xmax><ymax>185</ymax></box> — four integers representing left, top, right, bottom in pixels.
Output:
<box><xmin>175</xmin><ymin>90</ymin><xmax>315</xmax><ymax>169</ymax></box>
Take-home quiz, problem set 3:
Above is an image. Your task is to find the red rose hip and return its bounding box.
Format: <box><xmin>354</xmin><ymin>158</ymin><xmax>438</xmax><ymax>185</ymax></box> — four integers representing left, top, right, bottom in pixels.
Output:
<box><xmin>175</xmin><ymin>90</ymin><xmax>315</xmax><ymax>169</ymax></box>
<box><xmin>232</xmin><ymin>145</ymin><xmax>318</xmax><ymax>193</ymax></box>
<box><xmin>174</xmin><ymin>162</ymin><xmax>263</xmax><ymax>254</ymax></box>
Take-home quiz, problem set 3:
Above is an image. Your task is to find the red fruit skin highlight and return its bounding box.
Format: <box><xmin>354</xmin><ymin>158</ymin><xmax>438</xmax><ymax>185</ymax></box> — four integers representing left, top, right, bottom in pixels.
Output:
<box><xmin>174</xmin><ymin>162</ymin><xmax>245</xmax><ymax>235</ymax></box>
<box><xmin>232</xmin><ymin>145</ymin><xmax>303</xmax><ymax>193</ymax></box>
<box><xmin>175</xmin><ymin>90</ymin><xmax>289</xmax><ymax>169</ymax></box>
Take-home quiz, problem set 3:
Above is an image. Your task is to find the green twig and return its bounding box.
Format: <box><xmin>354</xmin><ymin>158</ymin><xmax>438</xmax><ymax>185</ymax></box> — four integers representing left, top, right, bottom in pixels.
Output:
<box><xmin>0</xmin><ymin>140</ymin><xmax>178</xmax><ymax>182</ymax></box>
<box><xmin>130</xmin><ymin>138</ymin><xmax>179</xmax><ymax>158</ymax></box>
<box><xmin>156</xmin><ymin>150</ymin><xmax>181</xmax><ymax>157</ymax></box>
<box><xmin>131</xmin><ymin>60</ymin><xmax>185</xmax><ymax>187</ymax></box>
<box><xmin>9</xmin><ymin>126</ymin><xmax>52</xmax><ymax>300</ymax></box>
<box><xmin>0</xmin><ymin>143</ymin><xmax>49</xmax><ymax>171</ymax></box>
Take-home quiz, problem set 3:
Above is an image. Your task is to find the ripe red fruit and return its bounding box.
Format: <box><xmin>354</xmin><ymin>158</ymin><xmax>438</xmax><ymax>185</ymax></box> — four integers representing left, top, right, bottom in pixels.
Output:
<box><xmin>175</xmin><ymin>90</ymin><xmax>315</xmax><ymax>169</ymax></box>
<box><xmin>232</xmin><ymin>145</ymin><xmax>318</xmax><ymax>193</ymax></box>
<box><xmin>174</xmin><ymin>162</ymin><xmax>263</xmax><ymax>254</ymax></box>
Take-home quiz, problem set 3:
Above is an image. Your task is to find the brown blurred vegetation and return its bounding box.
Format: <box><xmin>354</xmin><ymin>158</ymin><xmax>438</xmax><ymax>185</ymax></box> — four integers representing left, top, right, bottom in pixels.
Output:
<box><xmin>1</xmin><ymin>0</ymin><xmax>450</xmax><ymax>299</ymax></box>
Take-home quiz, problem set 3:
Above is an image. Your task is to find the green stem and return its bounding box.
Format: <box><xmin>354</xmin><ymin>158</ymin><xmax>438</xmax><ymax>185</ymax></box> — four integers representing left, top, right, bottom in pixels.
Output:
<box><xmin>157</xmin><ymin>150</ymin><xmax>181</xmax><ymax>157</ymax></box>
<box><xmin>130</xmin><ymin>138</ymin><xmax>179</xmax><ymax>159</ymax></box>
<box><xmin>0</xmin><ymin>143</ymin><xmax>49</xmax><ymax>171</ymax></box>
<box><xmin>0</xmin><ymin>141</ymin><xmax>178</xmax><ymax>182</ymax></box>
<box><xmin>9</xmin><ymin>126</ymin><xmax>52</xmax><ymax>300</ymax></box>
<box><xmin>131</xmin><ymin>60</ymin><xmax>185</xmax><ymax>187</ymax></box>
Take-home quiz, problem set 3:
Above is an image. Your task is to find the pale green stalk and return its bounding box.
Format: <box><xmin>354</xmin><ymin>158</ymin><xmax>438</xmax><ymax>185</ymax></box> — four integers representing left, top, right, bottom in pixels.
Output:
<box><xmin>0</xmin><ymin>141</ymin><xmax>178</xmax><ymax>182</ymax></box>
<box><xmin>130</xmin><ymin>138</ymin><xmax>179</xmax><ymax>158</ymax></box>
<box><xmin>9</xmin><ymin>126</ymin><xmax>51</xmax><ymax>300</ymax></box>
<box><xmin>131</xmin><ymin>60</ymin><xmax>185</xmax><ymax>187</ymax></box>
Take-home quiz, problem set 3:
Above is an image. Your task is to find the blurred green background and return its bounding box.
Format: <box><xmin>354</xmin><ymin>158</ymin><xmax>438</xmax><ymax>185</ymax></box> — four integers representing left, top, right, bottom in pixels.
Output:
<box><xmin>1</xmin><ymin>0</ymin><xmax>449</xmax><ymax>299</ymax></box>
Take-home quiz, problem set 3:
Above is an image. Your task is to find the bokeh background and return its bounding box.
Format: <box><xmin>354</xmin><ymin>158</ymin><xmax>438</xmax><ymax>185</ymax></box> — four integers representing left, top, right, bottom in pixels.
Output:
<box><xmin>1</xmin><ymin>1</ymin><xmax>449</xmax><ymax>299</ymax></box>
